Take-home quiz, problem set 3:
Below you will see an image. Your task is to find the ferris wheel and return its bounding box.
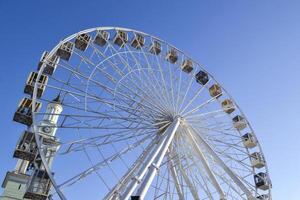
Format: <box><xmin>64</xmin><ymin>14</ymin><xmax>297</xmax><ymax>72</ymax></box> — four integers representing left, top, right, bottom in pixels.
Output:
<box><xmin>3</xmin><ymin>27</ymin><xmax>271</xmax><ymax>200</ymax></box>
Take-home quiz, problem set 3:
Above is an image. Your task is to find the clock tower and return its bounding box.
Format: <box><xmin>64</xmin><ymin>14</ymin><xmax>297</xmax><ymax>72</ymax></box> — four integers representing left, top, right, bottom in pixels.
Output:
<box><xmin>1</xmin><ymin>95</ymin><xmax>63</xmax><ymax>200</ymax></box>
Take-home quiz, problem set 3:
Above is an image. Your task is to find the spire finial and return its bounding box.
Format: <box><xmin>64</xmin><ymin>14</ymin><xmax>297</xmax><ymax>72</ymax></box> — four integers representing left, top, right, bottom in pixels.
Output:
<box><xmin>52</xmin><ymin>94</ymin><xmax>61</xmax><ymax>104</ymax></box>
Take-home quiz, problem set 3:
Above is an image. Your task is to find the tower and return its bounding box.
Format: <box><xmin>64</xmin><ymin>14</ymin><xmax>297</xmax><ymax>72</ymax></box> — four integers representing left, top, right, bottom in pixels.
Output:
<box><xmin>1</xmin><ymin>95</ymin><xmax>63</xmax><ymax>200</ymax></box>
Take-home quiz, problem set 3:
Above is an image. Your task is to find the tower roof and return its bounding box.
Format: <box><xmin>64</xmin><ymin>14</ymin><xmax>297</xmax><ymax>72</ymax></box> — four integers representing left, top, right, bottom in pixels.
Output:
<box><xmin>52</xmin><ymin>94</ymin><xmax>61</xmax><ymax>104</ymax></box>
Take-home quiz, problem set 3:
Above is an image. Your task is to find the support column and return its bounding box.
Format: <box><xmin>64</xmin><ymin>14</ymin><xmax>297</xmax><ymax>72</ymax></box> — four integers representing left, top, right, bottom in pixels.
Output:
<box><xmin>122</xmin><ymin>117</ymin><xmax>180</xmax><ymax>200</ymax></box>
<box><xmin>184</xmin><ymin>125</ymin><xmax>226</xmax><ymax>199</ymax></box>
<box><xmin>132</xmin><ymin>117</ymin><xmax>180</xmax><ymax>200</ymax></box>
<box><xmin>177</xmin><ymin>160</ymin><xmax>200</xmax><ymax>200</ymax></box>
<box><xmin>103</xmin><ymin>136</ymin><xmax>159</xmax><ymax>200</ymax></box>
<box><xmin>186</xmin><ymin>124</ymin><xmax>256</xmax><ymax>200</ymax></box>
<box><xmin>167</xmin><ymin>150</ymin><xmax>184</xmax><ymax>200</ymax></box>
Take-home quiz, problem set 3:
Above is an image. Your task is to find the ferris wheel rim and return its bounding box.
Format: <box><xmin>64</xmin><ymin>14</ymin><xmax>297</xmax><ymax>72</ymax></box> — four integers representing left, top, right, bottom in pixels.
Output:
<box><xmin>29</xmin><ymin>26</ymin><xmax>271</xmax><ymax>199</ymax></box>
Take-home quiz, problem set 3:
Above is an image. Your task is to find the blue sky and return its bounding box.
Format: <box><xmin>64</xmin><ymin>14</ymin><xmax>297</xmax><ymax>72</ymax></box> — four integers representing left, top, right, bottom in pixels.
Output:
<box><xmin>0</xmin><ymin>0</ymin><xmax>299</xmax><ymax>199</ymax></box>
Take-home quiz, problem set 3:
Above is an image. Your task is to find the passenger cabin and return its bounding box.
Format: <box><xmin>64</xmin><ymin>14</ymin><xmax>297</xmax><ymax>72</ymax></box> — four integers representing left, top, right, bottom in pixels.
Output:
<box><xmin>56</xmin><ymin>41</ymin><xmax>74</xmax><ymax>61</ymax></box>
<box><xmin>75</xmin><ymin>33</ymin><xmax>91</xmax><ymax>51</ymax></box>
<box><xmin>131</xmin><ymin>34</ymin><xmax>145</xmax><ymax>49</ymax></box>
<box><xmin>257</xmin><ymin>195</ymin><xmax>269</xmax><ymax>200</ymax></box>
<box><xmin>166</xmin><ymin>48</ymin><xmax>178</xmax><ymax>63</ymax></box>
<box><xmin>232</xmin><ymin>115</ymin><xmax>247</xmax><ymax>130</ymax></box>
<box><xmin>94</xmin><ymin>30</ymin><xmax>110</xmax><ymax>47</ymax></box>
<box><xmin>24</xmin><ymin>170</ymin><xmax>51</xmax><ymax>200</ymax></box>
<box><xmin>221</xmin><ymin>99</ymin><xmax>235</xmax><ymax>114</ymax></box>
<box><xmin>113</xmin><ymin>30</ymin><xmax>128</xmax><ymax>47</ymax></box>
<box><xmin>13</xmin><ymin>131</ymin><xmax>37</xmax><ymax>162</ymax></box>
<box><xmin>181</xmin><ymin>59</ymin><xmax>193</xmax><ymax>73</ymax></box>
<box><xmin>209</xmin><ymin>84</ymin><xmax>222</xmax><ymax>98</ymax></box>
<box><xmin>13</xmin><ymin>98</ymin><xmax>41</xmax><ymax>126</ymax></box>
<box><xmin>251</xmin><ymin>152</ymin><xmax>265</xmax><ymax>168</ymax></box>
<box><xmin>242</xmin><ymin>133</ymin><xmax>257</xmax><ymax>148</ymax></box>
<box><xmin>195</xmin><ymin>71</ymin><xmax>209</xmax><ymax>85</ymax></box>
<box><xmin>254</xmin><ymin>172</ymin><xmax>271</xmax><ymax>190</ymax></box>
<box><xmin>149</xmin><ymin>41</ymin><xmax>161</xmax><ymax>55</ymax></box>
<box><xmin>38</xmin><ymin>51</ymin><xmax>59</xmax><ymax>76</ymax></box>
<box><xmin>24</xmin><ymin>72</ymin><xmax>48</xmax><ymax>98</ymax></box>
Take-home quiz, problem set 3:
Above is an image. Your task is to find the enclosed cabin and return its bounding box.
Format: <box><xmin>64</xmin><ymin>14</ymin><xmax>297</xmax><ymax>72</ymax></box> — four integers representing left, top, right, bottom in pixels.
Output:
<box><xmin>113</xmin><ymin>30</ymin><xmax>128</xmax><ymax>47</ymax></box>
<box><xmin>13</xmin><ymin>131</ymin><xmax>37</xmax><ymax>162</ymax></box>
<box><xmin>242</xmin><ymin>133</ymin><xmax>257</xmax><ymax>148</ymax></box>
<box><xmin>256</xmin><ymin>194</ymin><xmax>269</xmax><ymax>200</ymax></box>
<box><xmin>254</xmin><ymin>172</ymin><xmax>271</xmax><ymax>190</ymax></box>
<box><xmin>166</xmin><ymin>48</ymin><xmax>178</xmax><ymax>64</ymax></box>
<box><xmin>94</xmin><ymin>30</ymin><xmax>110</xmax><ymax>47</ymax></box>
<box><xmin>131</xmin><ymin>33</ymin><xmax>145</xmax><ymax>49</ymax></box>
<box><xmin>149</xmin><ymin>40</ymin><xmax>161</xmax><ymax>55</ymax></box>
<box><xmin>24</xmin><ymin>170</ymin><xmax>52</xmax><ymax>200</ymax></box>
<box><xmin>251</xmin><ymin>152</ymin><xmax>265</xmax><ymax>168</ymax></box>
<box><xmin>195</xmin><ymin>71</ymin><xmax>209</xmax><ymax>85</ymax></box>
<box><xmin>38</xmin><ymin>51</ymin><xmax>60</xmax><ymax>76</ymax></box>
<box><xmin>181</xmin><ymin>59</ymin><xmax>193</xmax><ymax>73</ymax></box>
<box><xmin>75</xmin><ymin>33</ymin><xmax>91</xmax><ymax>51</ymax></box>
<box><xmin>24</xmin><ymin>72</ymin><xmax>48</xmax><ymax>98</ymax></box>
<box><xmin>13</xmin><ymin>98</ymin><xmax>41</xmax><ymax>126</ymax></box>
<box><xmin>232</xmin><ymin>115</ymin><xmax>247</xmax><ymax>130</ymax></box>
<box><xmin>209</xmin><ymin>84</ymin><xmax>222</xmax><ymax>98</ymax></box>
<box><xmin>56</xmin><ymin>41</ymin><xmax>74</xmax><ymax>61</ymax></box>
<box><xmin>221</xmin><ymin>99</ymin><xmax>235</xmax><ymax>114</ymax></box>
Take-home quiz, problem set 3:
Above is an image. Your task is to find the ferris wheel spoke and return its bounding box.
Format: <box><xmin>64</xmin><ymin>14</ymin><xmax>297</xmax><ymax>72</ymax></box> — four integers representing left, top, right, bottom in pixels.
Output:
<box><xmin>43</xmin><ymin>83</ymin><xmax>163</xmax><ymax>122</ymax></box>
<box><xmin>181</xmin><ymin>93</ymin><xmax>219</xmax><ymax>118</ymax></box>
<box><xmin>58</xmin><ymin>132</ymin><xmax>153</xmax><ymax>190</ymax></box>
<box><xmin>60</xmin><ymin>130</ymin><xmax>155</xmax><ymax>155</ymax></box>
<box><xmin>176</xmin><ymin>156</ymin><xmax>200</xmax><ymax>200</ymax></box>
<box><xmin>150</xmin><ymin>40</ymin><xmax>174</xmax><ymax>111</ymax></box>
<box><xmin>207</xmin><ymin>139</ymin><xmax>250</xmax><ymax>157</ymax></box>
<box><xmin>56</xmin><ymin>62</ymin><xmax>115</xmax><ymax>93</ymax></box>
<box><xmin>114</xmin><ymin>75</ymin><xmax>171</xmax><ymax>115</ymax></box>
<box><xmin>185</xmin><ymin>124</ymin><xmax>256</xmax><ymax>200</ymax></box>
<box><xmin>166</xmin><ymin>149</ymin><xmax>185</xmax><ymax>200</ymax></box>
<box><xmin>212</xmin><ymin>170</ymin><xmax>246</xmax><ymax>200</ymax></box>
<box><xmin>103</xmin><ymin>134</ymin><xmax>160</xmax><ymax>200</ymax></box>
<box><xmin>185</xmin><ymin>108</ymin><xmax>229</xmax><ymax>120</ymax></box>
<box><xmin>177</xmin><ymin>67</ymin><xmax>201</xmax><ymax>113</ymax></box>
<box><xmin>184</xmin><ymin>152</ymin><xmax>214</xmax><ymax>200</ymax></box>
<box><xmin>182</xmin><ymin>125</ymin><xmax>226</xmax><ymax>199</ymax></box>
<box><xmin>112</xmin><ymin>55</ymin><xmax>172</xmax><ymax>114</ymax></box>
<box><xmin>189</xmin><ymin>124</ymin><xmax>242</xmax><ymax>141</ymax></box>
<box><xmin>136</xmin><ymin>41</ymin><xmax>172</xmax><ymax>110</ymax></box>
<box><xmin>165</xmin><ymin>49</ymin><xmax>177</xmax><ymax>114</ymax></box>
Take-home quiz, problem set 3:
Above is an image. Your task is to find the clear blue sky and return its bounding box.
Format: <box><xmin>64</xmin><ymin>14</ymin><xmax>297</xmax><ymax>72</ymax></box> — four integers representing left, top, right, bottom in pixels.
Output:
<box><xmin>0</xmin><ymin>0</ymin><xmax>299</xmax><ymax>199</ymax></box>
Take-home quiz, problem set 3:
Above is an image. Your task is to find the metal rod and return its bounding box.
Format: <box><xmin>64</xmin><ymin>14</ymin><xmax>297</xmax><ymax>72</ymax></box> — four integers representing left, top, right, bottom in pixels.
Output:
<box><xmin>167</xmin><ymin>150</ymin><xmax>184</xmax><ymax>200</ymax></box>
<box><xmin>184</xmin><ymin>125</ymin><xmax>225</xmax><ymax>199</ymax></box>
<box><xmin>121</xmin><ymin>117</ymin><xmax>180</xmax><ymax>200</ymax></box>
<box><xmin>186</xmin><ymin>124</ymin><xmax>256</xmax><ymax>200</ymax></box>
<box><xmin>133</xmin><ymin>117</ymin><xmax>181</xmax><ymax>199</ymax></box>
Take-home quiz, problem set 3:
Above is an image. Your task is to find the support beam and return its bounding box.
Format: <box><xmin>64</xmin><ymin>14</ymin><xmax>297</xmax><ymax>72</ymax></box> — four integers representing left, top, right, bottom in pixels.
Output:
<box><xmin>186</xmin><ymin>154</ymin><xmax>214</xmax><ymax>200</ymax></box>
<box><xmin>127</xmin><ymin>117</ymin><xmax>180</xmax><ymax>200</ymax></box>
<box><xmin>103</xmin><ymin>136</ymin><xmax>158</xmax><ymax>200</ymax></box>
<box><xmin>186</xmin><ymin>124</ymin><xmax>256</xmax><ymax>200</ymax></box>
<box><xmin>167</xmin><ymin>150</ymin><xmax>184</xmax><ymax>200</ymax></box>
<box><xmin>184</xmin><ymin>126</ymin><xmax>226</xmax><ymax>199</ymax></box>
<box><xmin>177</xmin><ymin>159</ymin><xmax>200</xmax><ymax>200</ymax></box>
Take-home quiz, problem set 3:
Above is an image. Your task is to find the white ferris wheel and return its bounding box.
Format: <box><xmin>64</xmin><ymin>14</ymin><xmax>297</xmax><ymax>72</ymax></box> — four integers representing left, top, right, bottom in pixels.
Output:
<box><xmin>4</xmin><ymin>27</ymin><xmax>271</xmax><ymax>200</ymax></box>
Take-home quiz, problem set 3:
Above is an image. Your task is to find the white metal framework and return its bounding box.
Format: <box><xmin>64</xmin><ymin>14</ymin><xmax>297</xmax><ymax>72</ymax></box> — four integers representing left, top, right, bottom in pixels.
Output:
<box><xmin>1</xmin><ymin>27</ymin><xmax>271</xmax><ymax>200</ymax></box>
